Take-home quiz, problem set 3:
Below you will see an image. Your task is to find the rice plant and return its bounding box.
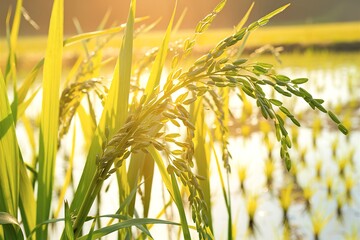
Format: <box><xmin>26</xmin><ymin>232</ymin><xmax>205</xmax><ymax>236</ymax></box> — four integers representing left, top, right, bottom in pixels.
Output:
<box><xmin>0</xmin><ymin>0</ymin><xmax>349</xmax><ymax>239</ymax></box>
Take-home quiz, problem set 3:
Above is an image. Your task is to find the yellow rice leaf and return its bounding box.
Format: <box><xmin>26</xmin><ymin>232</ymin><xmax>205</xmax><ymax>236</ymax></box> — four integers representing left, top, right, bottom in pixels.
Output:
<box><xmin>36</xmin><ymin>0</ymin><xmax>63</xmax><ymax>238</ymax></box>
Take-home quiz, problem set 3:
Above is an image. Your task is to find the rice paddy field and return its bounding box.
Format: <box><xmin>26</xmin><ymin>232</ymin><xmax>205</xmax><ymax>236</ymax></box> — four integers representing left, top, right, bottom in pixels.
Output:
<box><xmin>0</xmin><ymin>1</ymin><xmax>359</xmax><ymax>239</ymax></box>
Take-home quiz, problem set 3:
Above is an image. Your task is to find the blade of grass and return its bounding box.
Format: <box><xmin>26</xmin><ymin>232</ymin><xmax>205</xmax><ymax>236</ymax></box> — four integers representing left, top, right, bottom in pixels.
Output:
<box><xmin>9</xmin><ymin>0</ymin><xmax>22</xmax><ymax>53</ymax></box>
<box><xmin>221</xmin><ymin>88</ymin><xmax>232</xmax><ymax>240</ymax></box>
<box><xmin>173</xmin><ymin>8</ymin><xmax>187</xmax><ymax>33</ymax></box>
<box><xmin>77</xmin><ymin>104</ymin><xmax>96</xmax><ymax>150</ymax></box>
<box><xmin>64</xmin><ymin>201</ymin><xmax>75</xmax><ymax>240</ymax></box>
<box><xmin>16</xmin><ymin>59</ymin><xmax>44</xmax><ymax>105</ymax></box>
<box><xmin>142</xmin><ymin>155</ymin><xmax>154</xmax><ymax>218</ymax></box>
<box><xmin>69</xmin><ymin>0</ymin><xmax>136</xmax><ymax>236</ymax></box>
<box><xmin>63</xmin><ymin>17</ymin><xmax>146</xmax><ymax>47</ymax></box>
<box><xmin>144</xmin><ymin>0</ymin><xmax>177</xmax><ymax>99</ymax></box>
<box><xmin>54</xmin><ymin>125</ymin><xmax>76</xmax><ymax>219</ymax></box>
<box><xmin>0</xmin><ymin>70</ymin><xmax>20</xmax><ymax>239</ymax></box>
<box><xmin>78</xmin><ymin>218</ymin><xmax>181</xmax><ymax>240</ymax></box>
<box><xmin>18</xmin><ymin>160</ymin><xmax>36</xmax><ymax>238</ymax></box>
<box><xmin>235</xmin><ymin>2</ymin><xmax>254</xmax><ymax>57</ymax></box>
<box><xmin>213</xmin><ymin>141</ymin><xmax>233</xmax><ymax>239</ymax></box>
<box><xmin>36</xmin><ymin>0</ymin><xmax>63</xmax><ymax>239</ymax></box>
<box><xmin>238</xmin><ymin>3</ymin><xmax>289</xmax><ymax>57</ymax></box>
<box><xmin>170</xmin><ymin>172</ymin><xmax>191</xmax><ymax>240</ymax></box>
<box><xmin>191</xmin><ymin>98</ymin><xmax>213</xmax><ymax>231</ymax></box>
<box><xmin>106</xmin><ymin>184</ymin><xmax>139</xmax><ymax>227</ymax></box>
<box><xmin>17</xmin><ymin>87</ymin><xmax>40</xmax><ymax>120</ymax></box>
<box><xmin>6</xmin><ymin>0</ymin><xmax>23</xmax><ymax>122</ymax></box>
<box><xmin>113</xmin><ymin>0</ymin><xmax>136</xmax><ymax>236</ymax></box>
<box><xmin>0</xmin><ymin>212</ymin><xmax>24</xmax><ymax>240</ymax></box>
<box><xmin>147</xmin><ymin>145</ymin><xmax>173</xmax><ymax>197</ymax></box>
<box><xmin>125</xmin><ymin>0</ymin><xmax>177</xmax><ymax>220</ymax></box>
<box><xmin>85</xmin><ymin>220</ymin><xmax>96</xmax><ymax>240</ymax></box>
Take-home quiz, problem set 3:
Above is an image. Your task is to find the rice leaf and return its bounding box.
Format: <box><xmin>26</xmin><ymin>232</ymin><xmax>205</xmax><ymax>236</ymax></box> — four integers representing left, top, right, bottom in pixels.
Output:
<box><xmin>191</xmin><ymin>98</ymin><xmax>213</xmax><ymax>230</ymax></box>
<box><xmin>77</xmin><ymin>104</ymin><xmax>96</xmax><ymax>149</ymax></box>
<box><xmin>5</xmin><ymin>0</ymin><xmax>23</xmax><ymax>121</ymax></box>
<box><xmin>0</xmin><ymin>212</ymin><xmax>24</xmax><ymax>240</ymax></box>
<box><xmin>16</xmin><ymin>59</ymin><xmax>44</xmax><ymax>105</ymax></box>
<box><xmin>117</xmin><ymin>0</ymin><xmax>136</xmax><ymax>126</ymax></box>
<box><xmin>9</xmin><ymin>0</ymin><xmax>22</xmax><ymax>52</ymax></box>
<box><xmin>142</xmin><ymin>154</ymin><xmax>155</xmax><ymax>218</ymax></box>
<box><xmin>64</xmin><ymin>201</ymin><xmax>75</xmax><ymax>240</ymax></box>
<box><xmin>170</xmin><ymin>172</ymin><xmax>191</xmax><ymax>240</ymax></box>
<box><xmin>63</xmin><ymin>19</ymin><xmax>143</xmax><ymax>47</ymax></box>
<box><xmin>0</xmin><ymin>71</ymin><xmax>20</xmax><ymax>238</ymax></box>
<box><xmin>54</xmin><ymin>126</ymin><xmax>76</xmax><ymax>219</ymax></box>
<box><xmin>144</xmin><ymin>0</ymin><xmax>177</xmax><ymax>98</ymax></box>
<box><xmin>69</xmin><ymin>0</ymin><xmax>136</xmax><ymax>235</ymax></box>
<box><xmin>107</xmin><ymin>184</ymin><xmax>139</xmax><ymax>227</ymax></box>
<box><xmin>173</xmin><ymin>8</ymin><xmax>187</xmax><ymax>33</ymax></box>
<box><xmin>97</xmin><ymin>9</ymin><xmax>112</xmax><ymax>30</ymax></box>
<box><xmin>78</xmin><ymin>218</ymin><xmax>180</xmax><ymax>240</ymax></box>
<box><xmin>86</xmin><ymin>220</ymin><xmax>96</xmax><ymax>240</ymax></box>
<box><xmin>4</xmin><ymin>0</ymin><xmax>21</xmax><ymax>82</ymax></box>
<box><xmin>17</xmin><ymin>87</ymin><xmax>40</xmax><ymax>120</ymax></box>
<box><xmin>125</xmin><ymin>152</ymin><xmax>145</xmax><ymax>216</ymax></box>
<box><xmin>113</xmin><ymin>0</ymin><xmax>137</xmax><ymax>235</ymax></box>
<box><xmin>18</xmin><ymin>160</ymin><xmax>36</xmax><ymax>238</ymax></box>
<box><xmin>147</xmin><ymin>145</ymin><xmax>173</xmax><ymax>196</ymax></box>
<box><xmin>126</xmin><ymin>1</ymin><xmax>176</xmax><ymax>219</ymax></box>
<box><xmin>36</xmin><ymin>0</ymin><xmax>63</xmax><ymax>238</ymax></box>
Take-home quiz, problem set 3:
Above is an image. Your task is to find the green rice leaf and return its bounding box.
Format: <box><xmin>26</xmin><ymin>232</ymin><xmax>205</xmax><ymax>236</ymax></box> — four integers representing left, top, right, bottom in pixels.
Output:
<box><xmin>145</xmin><ymin>0</ymin><xmax>177</xmax><ymax>98</ymax></box>
<box><xmin>54</xmin><ymin>126</ymin><xmax>76</xmax><ymax>219</ymax></box>
<box><xmin>113</xmin><ymin>0</ymin><xmax>137</xmax><ymax>232</ymax></box>
<box><xmin>9</xmin><ymin>0</ymin><xmax>22</xmax><ymax>52</ymax></box>
<box><xmin>86</xmin><ymin>220</ymin><xmax>96</xmax><ymax>240</ymax></box>
<box><xmin>69</xmin><ymin>0</ymin><xmax>136</xmax><ymax>235</ymax></box>
<box><xmin>191</xmin><ymin>98</ymin><xmax>213</xmax><ymax>230</ymax></box>
<box><xmin>0</xmin><ymin>212</ymin><xmax>24</xmax><ymax>240</ymax></box>
<box><xmin>36</xmin><ymin>0</ymin><xmax>63</xmax><ymax>239</ymax></box>
<box><xmin>147</xmin><ymin>145</ymin><xmax>173</xmax><ymax>197</ymax></box>
<box><xmin>64</xmin><ymin>201</ymin><xmax>75</xmax><ymax>240</ymax></box>
<box><xmin>16</xmin><ymin>87</ymin><xmax>40</xmax><ymax>120</ymax></box>
<box><xmin>63</xmin><ymin>17</ymin><xmax>146</xmax><ymax>47</ymax></box>
<box><xmin>78</xmin><ymin>218</ymin><xmax>180</xmax><ymax>240</ymax></box>
<box><xmin>142</xmin><ymin>154</ymin><xmax>155</xmax><ymax>217</ymax></box>
<box><xmin>171</xmin><ymin>172</ymin><xmax>191</xmax><ymax>239</ymax></box>
<box><xmin>0</xmin><ymin>70</ymin><xmax>20</xmax><ymax>238</ymax></box>
<box><xmin>17</xmin><ymin>59</ymin><xmax>44</xmax><ymax>105</ymax></box>
<box><xmin>106</xmin><ymin>184</ymin><xmax>141</xmax><ymax>227</ymax></box>
<box><xmin>77</xmin><ymin>104</ymin><xmax>96</xmax><ymax>150</ymax></box>
<box><xmin>18</xmin><ymin>161</ymin><xmax>36</xmax><ymax>238</ymax></box>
